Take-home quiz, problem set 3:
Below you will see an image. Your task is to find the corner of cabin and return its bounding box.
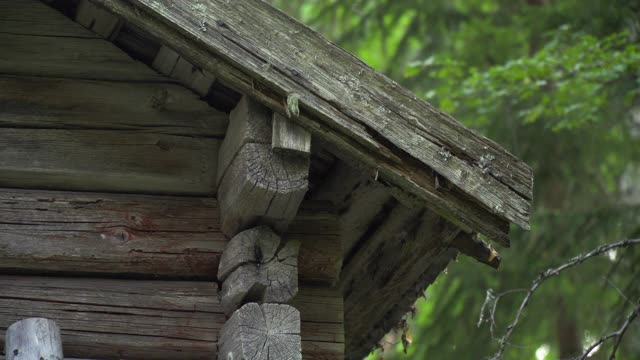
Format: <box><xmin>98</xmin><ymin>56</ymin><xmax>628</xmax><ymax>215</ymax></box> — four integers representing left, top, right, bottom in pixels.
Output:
<box><xmin>0</xmin><ymin>1</ymin><xmax>533</xmax><ymax>360</ymax></box>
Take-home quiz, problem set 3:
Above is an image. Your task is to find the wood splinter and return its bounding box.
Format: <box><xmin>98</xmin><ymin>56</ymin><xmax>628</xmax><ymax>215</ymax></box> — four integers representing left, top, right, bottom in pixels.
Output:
<box><xmin>218</xmin><ymin>226</ymin><xmax>300</xmax><ymax>316</ymax></box>
<box><xmin>219</xmin><ymin>302</ymin><xmax>302</xmax><ymax>360</ymax></box>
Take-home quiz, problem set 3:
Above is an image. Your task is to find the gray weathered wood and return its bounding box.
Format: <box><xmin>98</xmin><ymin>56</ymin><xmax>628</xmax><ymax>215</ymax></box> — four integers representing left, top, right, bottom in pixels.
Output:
<box><xmin>153</xmin><ymin>45</ymin><xmax>215</xmax><ymax>96</ymax></box>
<box><xmin>153</xmin><ymin>45</ymin><xmax>181</xmax><ymax>75</ymax></box>
<box><xmin>76</xmin><ymin>0</ymin><xmax>123</xmax><ymax>39</ymax></box>
<box><xmin>0</xmin><ymin>128</ymin><xmax>219</xmax><ymax>195</ymax></box>
<box><xmin>219</xmin><ymin>226</ymin><xmax>299</xmax><ymax>315</ymax></box>
<box><xmin>341</xmin><ymin>207</ymin><xmax>460</xmax><ymax>359</ymax></box>
<box><xmin>0</xmin><ymin>188</ymin><xmax>341</xmax><ymax>283</ymax></box>
<box><xmin>272</xmin><ymin>113</ymin><xmax>312</xmax><ymax>155</ymax></box>
<box><xmin>0</xmin><ymin>276</ymin><xmax>222</xmax><ymax>359</ymax></box>
<box><xmin>0</xmin><ymin>0</ymin><xmax>99</xmax><ymax>38</ymax></box>
<box><xmin>0</xmin><ymin>277</ymin><xmax>341</xmax><ymax>360</ymax></box>
<box><xmin>217</xmin><ymin>97</ymin><xmax>309</xmax><ymax>236</ymax></box>
<box><xmin>291</xmin><ymin>286</ymin><xmax>344</xmax><ymax>359</ymax></box>
<box><xmin>93</xmin><ymin>0</ymin><xmax>533</xmax><ymax>245</ymax></box>
<box><xmin>0</xmin><ymin>76</ymin><xmax>228</xmax><ymax>136</ymax></box>
<box><xmin>217</xmin><ymin>96</ymin><xmax>273</xmax><ymax>185</ymax></box>
<box><xmin>218</xmin><ymin>144</ymin><xmax>309</xmax><ymax>236</ymax></box>
<box><xmin>5</xmin><ymin>318</ymin><xmax>63</xmax><ymax>360</ymax></box>
<box><xmin>219</xmin><ymin>303</ymin><xmax>302</xmax><ymax>360</ymax></box>
<box><xmin>311</xmin><ymin>161</ymin><xmax>394</xmax><ymax>257</ymax></box>
<box><xmin>0</xmin><ymin>0</ymin><xmax>165</xmax><ymax>82</ymax></box>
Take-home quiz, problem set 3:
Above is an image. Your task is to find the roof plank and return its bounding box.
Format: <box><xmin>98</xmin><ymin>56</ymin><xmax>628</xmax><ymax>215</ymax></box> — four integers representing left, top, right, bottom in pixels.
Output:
<box><xmin>92</xmin><ymin>0</ymin><xmax>532</xmax><ymax>243</ymax></box>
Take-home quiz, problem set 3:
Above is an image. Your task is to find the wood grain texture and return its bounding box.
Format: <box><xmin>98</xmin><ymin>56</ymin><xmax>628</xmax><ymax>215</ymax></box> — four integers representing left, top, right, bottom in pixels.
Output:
<box><xmin>93</xmin><ymin>0</ymin><xmax>533</xmax><ymax>244</ymax></box>
<box><xmin>272</xmin><ymin>113</ymin><xmax>311</xmax><ymax>155</ymax></box>
<box><xmin>0</xmin><ymin>189</ymin><xmax>341</xmax><ymax>284</ymax></box>
<box><xmin>219</xmin><ymin>303</ymin><xmax>302</xmax><ymax>360</ymax></box>
<box><xmin>217</xmin><ymin>97</ymin><xmax>309</xmax><ymax>236</ymax></box>
<box><xmin>341</xmin><ymin>207</ymin><xmax>461</xmax><ymax>359</ymax></box>
<box><xmin>153</xmin><ymin>45</ymin><xmax>215</xmax><ymax>96</ymax></box>
<box><xmin>0</xmin><ymin>276</ymin><xmax>222</xmax><ymax>359</ymax></box>
<box><xmin>0</xmin><ymin>0</ymin><xmax>99</xmax><ymax>38</ymax></box>
<box><xmin>0</xmin><ymin>277</ymin><xmax>343</xmax><ymax>360</ymax></box>
<box><xmin>0</xmin><ymin>76</ymin><xmax>228</xmax><ymax>136</ymax></box>
<box><xmin>0</xmin><ymin>0</ymin><xmax>164</xmax><ymax>82</ymax></box>
<box><xmin>311</xmin><ymin>161</ymin><xmax>394</xmax><ymax>258</ymax></box>
<box><xmin>219</xmin><ymin>226</ymin><xmax>299</xmax><ymax>315</ymax></box>
<box><xmin>291</xmin><ymin>287</ymin><xmax>345</xmax><ymax>360</ymax></box>
<box><xmin>0</xmin><ymin>128</ymin><xmax>219</xmax><ymax>195</ymax></box>
<box><xmin>76</xmin><ymin>0</ymin><xmax>123</xmax><ymax>39</ymax></box>
<box><xmin>5</xmin><ymin>318</ymin><xmax>64</xmax><ymax>360</ymax></box>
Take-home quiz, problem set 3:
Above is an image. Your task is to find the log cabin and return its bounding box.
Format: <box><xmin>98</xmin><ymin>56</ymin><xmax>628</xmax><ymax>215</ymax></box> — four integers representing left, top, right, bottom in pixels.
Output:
<box><xmin>0</xmin><ymin>1</ymin><xmax>533</xmax><ymax>359</ymax></box>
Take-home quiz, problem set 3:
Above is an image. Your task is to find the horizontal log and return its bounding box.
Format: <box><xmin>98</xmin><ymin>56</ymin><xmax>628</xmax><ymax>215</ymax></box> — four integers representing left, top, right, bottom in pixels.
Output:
<box><xmin>0</xmin><ymin>0</ymin><xmax>165</xmax><ymax>82</ymax></box>
<box><xmin>0</xmin><ymin>0</ymin><xmax>99</xmax><ymax>38</ymax></box>
<box><xmin>93</xmin><ymin>0</ymin><xmax>532</xmax><ymax>244</ymax></box>
<box><xmin>0</xmin><ymin>188</ymin><xmax>341</xmax><ymax>284</ymax></box>
<box><xmin>0</xmin><ymin>276</ymin><xmax>343</xmax><ymax>360</ymax></box>
<box><xmin>0</xmin><ymin>128</ymin><xmax>219</xmax><ymax>195</ymax></box>
<box><xmin>0</xmin><ymin>76</ymin><xmax>228</xmax><ymax>137</ymax></box>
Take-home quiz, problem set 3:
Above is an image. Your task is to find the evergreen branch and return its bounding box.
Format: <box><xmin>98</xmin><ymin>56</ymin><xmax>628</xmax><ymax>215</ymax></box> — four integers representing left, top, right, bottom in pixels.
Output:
<box><xmin>487</xmin><ymin>238</ymin><xmax>640</xmax><ymax>360</ymax></box>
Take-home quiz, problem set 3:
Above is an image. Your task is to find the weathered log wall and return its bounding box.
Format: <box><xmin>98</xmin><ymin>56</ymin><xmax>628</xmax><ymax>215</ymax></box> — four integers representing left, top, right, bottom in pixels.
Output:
<box><xmin>0</xmin><ymin>188</ymin><xmax>341</xmax><ymax>284</ymax></box>
<box><xmin>0</xmin><ymin>276</ymin><xmax>343</xmax><ymax>360</ymax></box>
<box><xmin>0</xmin><ymin>0</ymin><xmax>225</xmax><ymax>195</ymax></box>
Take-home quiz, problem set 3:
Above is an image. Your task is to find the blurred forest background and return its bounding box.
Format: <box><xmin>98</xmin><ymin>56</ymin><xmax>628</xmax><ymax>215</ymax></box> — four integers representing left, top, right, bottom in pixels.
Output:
<box><xmin>269</xmin><ymin>0</ymin><xmax>640</xmax><ymax>359</ymax></box>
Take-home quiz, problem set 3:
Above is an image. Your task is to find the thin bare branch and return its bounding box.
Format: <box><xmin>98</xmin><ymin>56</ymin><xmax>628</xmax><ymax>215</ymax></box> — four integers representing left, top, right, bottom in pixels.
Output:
<box><xmin>487</xmin><ymin>238</ymin><xmax>640</xmax><ymax>360</ymax></box>
<box><xmin>575</xmin><ymin>299</ymin><xmax>640</xmax><ymax>360</ymax></box>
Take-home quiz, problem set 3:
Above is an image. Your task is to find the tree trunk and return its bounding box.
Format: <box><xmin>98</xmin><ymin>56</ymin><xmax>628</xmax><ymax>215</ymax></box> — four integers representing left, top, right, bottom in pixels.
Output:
<box><xmin>556</xmin><ymin>298</ymin><xmax>582</xmax><ymax>358</ymax></box>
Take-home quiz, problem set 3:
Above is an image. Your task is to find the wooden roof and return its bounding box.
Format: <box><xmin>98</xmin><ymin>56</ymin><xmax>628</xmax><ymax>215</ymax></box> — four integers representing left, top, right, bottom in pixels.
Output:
<box><xmin>93</xmin><ymin>0</ymin><xmax>533</xmax><ymax>246</ymax></box>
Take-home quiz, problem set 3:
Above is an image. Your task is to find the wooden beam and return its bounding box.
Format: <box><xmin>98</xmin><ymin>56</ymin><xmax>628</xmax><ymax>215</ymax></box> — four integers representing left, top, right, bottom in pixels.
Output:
<box><xmin>451</xmin><ymin>233</ymin><xmax>502</xmax><ymax>269</ymax></box>
<box><xmin>0</xmin><ymin>76</ymin><xmax>228</xmax><ymax>137</ymax></box>
<box><xmin>0</xmin><ymin>0</ymin><xmax>165</xmax><ymax>82</ymax></box>
<box><xmin>218</xmin><ymin>226</ymin><xmax>300</xmax><ymax>315</ymax></box>
<box><xmin>0</xmin><ymin>0</ymin><xmax>99</xmax><ymax>38</ymax></box>
<box><xmin>92</xmin><ymin>0</ymin><xmax>533</xmax><ymax>244</ymax></box>
<box><xmin>76</xmin><ymin>0</ymin><xmax>123</xmax><ymax>39</ymax></box>
<box><xmin>0</xmin><ymin>188</ymin><xmax>341</xmax><ymax>284</ymax></box>
<box><xmin>0</xmin><ymin>128</ymin><xmax>219</xmax><ymax>195</ymax></box>
<box><xmin>219</xmin><ymin>303</ymin><xmax>302</xmax><ymax>360</ymax></box>
<box><xmin>153</xmin><ymin>45</ymin><xmax>215</xmax><ymax>96</ymax></box>
<box><xmin>272</xmin><ymin>112</ymin><xmax>311</xmax><ymax>155</ymax></box>
<box><xmin>5</xmin><ymin>318</ymin><xmax>64</xmax><ymax>360</ymax></box>
<box><xmin>340</xmin><ymin>207</ymin><xmax>460</xmax><ymax>359</ymax></box>
<box><xmin>217</xmin><ymin>97</ymin><xmax>309</xmax><ymax>236</ymax></box>
<box><xmin>0</xmin><ymin>276</ymin><xmax>343</xmax><ymax>360</ymax></box>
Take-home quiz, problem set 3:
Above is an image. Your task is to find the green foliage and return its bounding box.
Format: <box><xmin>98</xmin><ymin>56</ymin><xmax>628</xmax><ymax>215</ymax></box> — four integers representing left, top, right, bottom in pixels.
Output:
<box><xmin>414</xmin><ymin>30</ymin><xmax>640</xmax><ymax>131</ymax></box>
<box><xmin>271</xmin><ymin>0</ymin><xmax>640</xmax><ymax>358</ymax></box>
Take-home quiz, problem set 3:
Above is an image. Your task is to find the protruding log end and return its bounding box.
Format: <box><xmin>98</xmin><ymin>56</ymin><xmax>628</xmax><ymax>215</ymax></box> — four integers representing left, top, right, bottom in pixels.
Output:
<box><xmin>218</xmin><ymin>226</ymin><xmax>300</xmax><ymax>316</ymax></box>
<box><xmin>5</xmin><ymin>318</ymin><xmax>64</xmax><ymax>360</ymax></box>
<box><xmin>217</xmin><ymin>96</ymin><xmax>310</xmax><ymax>237</ymax></box>
<box><xmin>218</xmin><ymin>144</ymin><xmax>309</xmax><ymax>236</ymax></box>
<box><xmin>450</xmin><ymin>232</ymin><xmax>501</xmax><ymax>269</ymax></box>
<box><xmin>219</xmin><ymin>303</ymin><xmax>302</xmax><ymax>360</ymax></box>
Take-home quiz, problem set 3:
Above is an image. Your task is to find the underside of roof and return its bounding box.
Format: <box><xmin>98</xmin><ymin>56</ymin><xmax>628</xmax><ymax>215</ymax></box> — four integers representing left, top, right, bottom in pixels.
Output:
<box><xmin>93</xmin><ymin>0</ymin><xmax>534</xmax><ymax>246</ymax></box>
